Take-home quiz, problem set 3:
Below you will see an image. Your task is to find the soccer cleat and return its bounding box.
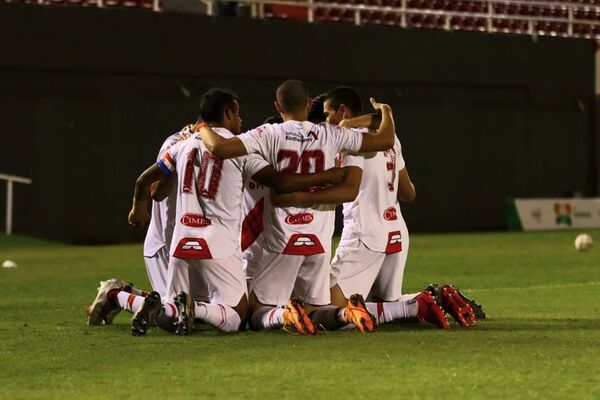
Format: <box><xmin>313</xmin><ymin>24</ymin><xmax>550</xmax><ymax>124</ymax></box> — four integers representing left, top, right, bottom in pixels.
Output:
<box><xmin>439</xmin><ymin>284</ymin><xmax>477</xmax><ymax>327</ymax></box>
<box><xmin>131</xmin><ymin>291</ymin><xmax>162</xmax><ymax>336</ymax></box>
<box><xmin>283</xmin><ymin>298</ymin><xmax>315</xmax><ymax>335</ymax></box>
<box><xmin>426</xmin><ymin>283</ymin><xmax>486</xmax><ymax>320</ymax></box>
<box><xmin>174</xmin><ymin>290</ymin><xmax>195</xmax><ymax>336</ymax></box>
<box><xmin>86</xmin><ymin>278</ymin><xmax>128</xmax><ymax>326</ymax></box>
<box><xmin>454</xmin><ymin>288</ymin><xmax>486</xmax><ymax>320</ymax></box>
<box><xmin>415</xmin><ymin>290</ymin><xmax>449</xmax><ymax>329</ymax></box>
<box><xmin>344</xmin><ymin>294</ymin><xmax>376</xmax><ymax>333</ymax></box>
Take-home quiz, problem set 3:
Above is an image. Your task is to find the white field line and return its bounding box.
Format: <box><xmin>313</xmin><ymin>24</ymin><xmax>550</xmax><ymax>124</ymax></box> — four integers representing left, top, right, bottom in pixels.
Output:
<box><xmin>463</xmin><ymin>281</ymin><xmax>600</xmax><ymax>293</ymax></box>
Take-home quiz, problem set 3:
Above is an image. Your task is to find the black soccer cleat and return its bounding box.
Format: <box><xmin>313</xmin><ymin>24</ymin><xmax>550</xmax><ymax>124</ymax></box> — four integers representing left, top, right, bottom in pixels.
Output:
<box><xmin>174</xmin><ymin>290</ymin><xmax>195</xmax><ymax>336</ymax></box>
<box><xmin>131</xmin><ymin>291</ymin><xmax>162</xmax><ymax>336</ymax></box>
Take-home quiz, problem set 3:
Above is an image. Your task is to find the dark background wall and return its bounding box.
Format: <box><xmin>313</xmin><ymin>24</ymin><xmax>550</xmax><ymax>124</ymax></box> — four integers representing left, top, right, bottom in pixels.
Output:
<box><xmin>0</xmin><ymin>4</ymin><xmax>596</xmax><ymax>243</ymax></box>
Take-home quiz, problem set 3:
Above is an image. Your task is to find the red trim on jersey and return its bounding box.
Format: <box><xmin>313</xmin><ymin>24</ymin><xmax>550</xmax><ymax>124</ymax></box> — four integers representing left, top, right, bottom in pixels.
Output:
<box><xmin>172</xmin><ymin>237</ymin><xmax>213</xmax><ymax>259</ymax></box>
<box><xmin>384</xmin><ymin>231</ymin><xmax>403</xmax><ymax>254</ymax></box>
<box><xmin>282</xmin><ymin>234</ymin><xmax>325</xmax><ymax>255</ymax></box>
<box><xmin>241</xmin><ymin>198</ymin><xmax>265</xmax><ymax>252</ymax></box>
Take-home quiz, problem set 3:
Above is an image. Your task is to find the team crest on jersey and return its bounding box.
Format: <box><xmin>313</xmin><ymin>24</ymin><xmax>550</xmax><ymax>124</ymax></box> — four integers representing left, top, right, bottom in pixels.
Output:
<box><xmin>285</xmin><ymin>213</ymin><xmax>314</xmax><ymax>225</ymax></box>
<box><xmin>173</xmin><ymin>237</ymin><xmax>213</xmax><ymax>259</ymax></box>
<box><xmin>282</xmin><ymin>234</ymin><xmax>325</xmax><ymax>255</ymax></box>
<box><xmin>384</xmin><ymin>231</ymin><xmax>402</xmax><ymax>254</ymax></box>
<box><xmin>383</xmin><ymin>207</ymin><xmax>398</xmax><ymax>221</ymax></box>
<box><xmin>180</xmin><ymin>214</ymin><xmax>212</xmax><ymax>228</ymax></box>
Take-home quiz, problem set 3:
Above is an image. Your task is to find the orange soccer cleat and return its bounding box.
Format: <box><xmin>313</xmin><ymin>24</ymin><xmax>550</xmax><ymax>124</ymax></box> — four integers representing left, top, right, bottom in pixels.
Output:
<box><xmin>283</xmin><ymin>298</ymin><xmax>316</xmax><ymax>335</ymax></box>
<box><xmin>344</xmin><ymin>294</ymin><xmax>376</xmax><ymax>333</ymax></box>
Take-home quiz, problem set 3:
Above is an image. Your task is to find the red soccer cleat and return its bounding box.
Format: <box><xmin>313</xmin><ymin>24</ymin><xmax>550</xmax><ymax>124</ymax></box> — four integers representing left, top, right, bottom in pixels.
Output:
<box><xmin>415</xmin><ymin>290</ymin><xmax>449</xmax><ymax>329</ymax></box>
<box><xmin>439</xmin><ymin>284</ymin><xmax>477</xmax><ymax>327</ymax></box>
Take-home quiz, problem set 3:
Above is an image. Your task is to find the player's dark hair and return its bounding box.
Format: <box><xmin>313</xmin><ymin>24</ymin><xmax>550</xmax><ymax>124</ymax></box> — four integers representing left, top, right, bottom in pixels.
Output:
<box><xmin>308</xmin><ymin>93</ymin><xmax>327</xmax><ymax>123</ymax></box>
<box><xmin>276</xmin><ymin>79</ymin><xmax>309</xmax><ymax>114</ymax></box>
<box><xmin>198</xmin><ymin>88</ymin><xmax>238</xmax><ymax>124</ymax></box>
<box><xmin>325</xmin><ymin>86</ymin><xmax>362</xmax><ymax>115</ymax></box>
<box><xmin>264</xmin><ymin>115</ymin><xmax>283</xmax><ymax>124</ymax></box>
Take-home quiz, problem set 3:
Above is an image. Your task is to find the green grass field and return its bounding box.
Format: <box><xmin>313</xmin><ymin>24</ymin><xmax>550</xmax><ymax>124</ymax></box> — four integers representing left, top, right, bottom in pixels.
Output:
<box><xmin>1</xmin><ymin>230</ymin><xmax>600</xmax><ymax>400</ymax></box>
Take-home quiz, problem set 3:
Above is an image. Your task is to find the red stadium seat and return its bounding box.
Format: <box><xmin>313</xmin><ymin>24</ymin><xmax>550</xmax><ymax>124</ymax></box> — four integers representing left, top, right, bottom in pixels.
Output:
<box><xmin>382</xmin><ymin>12</ymin><xmax>399</xmax><ymax>25</ymax></box>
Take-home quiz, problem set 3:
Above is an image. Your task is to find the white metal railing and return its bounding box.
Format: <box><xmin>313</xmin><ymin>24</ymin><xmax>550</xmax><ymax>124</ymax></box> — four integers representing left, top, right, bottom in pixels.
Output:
<box><xmin>16</xmin><ymin>0</ymin><xmax>600</xmax><ymax>38</ymax></box>
<box><xmin>0</xmin><ymin>173</ymin><xmax>32</xmax><ymax>235</ymax></box>
<box><xmin>200</xmin><ymin>0</ymin><xmax>600</xmax><ymax>39</ymax></box>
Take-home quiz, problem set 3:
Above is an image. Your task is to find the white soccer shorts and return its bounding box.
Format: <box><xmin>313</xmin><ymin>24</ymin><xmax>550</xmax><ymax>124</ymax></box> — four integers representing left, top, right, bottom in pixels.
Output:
<box><xmin>166</xmin><ymin>252</ymin><xmax>247</xmax><ymax>307</ymax></box>
<box><xmin>143</xmin><ymin>246</ymin><xmax>169</xmax><ymax>299</ymax></box>
<box><xmin>248</xmin><ymin>250</ymin><xmax>331</xmax><ymax>307</ymax></box>
<box><xmin>330</xmin><ymin>237</ymin><xmax>409</xmax><ymax>302</ymax></box>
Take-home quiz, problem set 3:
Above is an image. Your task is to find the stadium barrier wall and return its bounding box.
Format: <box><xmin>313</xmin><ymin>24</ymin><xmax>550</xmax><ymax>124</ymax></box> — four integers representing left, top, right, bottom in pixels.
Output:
<box><xmin>0</xmin><ymin>3</ymin><xmax>595</xmax><ymax>243</ymax></box>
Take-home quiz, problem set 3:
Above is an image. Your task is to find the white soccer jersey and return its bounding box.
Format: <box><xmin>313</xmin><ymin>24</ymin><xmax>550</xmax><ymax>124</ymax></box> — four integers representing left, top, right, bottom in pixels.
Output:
<box><xmin>143</xmin><ymin>129</ymin><xmax>191</xmax><ymax>257</ymax></box>
<box><xmin>158</xmin><ymin>128</ymin><xmax>269</xmax><ymax>260</ymax></box>
<box><xmin>238</xmin><ymin>120</ymin><xmax>363</xmax><ymax>255</ymax></box>
<box><xmin>240</xmin><ymin>177</ymin><xmax>269</xmax><ymax>262</ymax></box>
<box><xmin>339</xmin><ymin>136</ymin><xmax>406</xmax><ymax>253</ymax></box>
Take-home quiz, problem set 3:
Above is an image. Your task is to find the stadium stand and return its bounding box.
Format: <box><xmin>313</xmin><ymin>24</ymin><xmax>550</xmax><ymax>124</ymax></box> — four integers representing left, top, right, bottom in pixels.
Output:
<box><xmin>3</xmin><ymin>0</ymin><xmax>600</xmax><ymax>38</ymax></box>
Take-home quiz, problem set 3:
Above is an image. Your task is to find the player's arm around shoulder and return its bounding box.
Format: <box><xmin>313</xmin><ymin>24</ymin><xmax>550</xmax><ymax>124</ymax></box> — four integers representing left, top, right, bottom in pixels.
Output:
<box><xmin>197</xmin><ymin>123</ymin><xmax>248</xmax><ymax>159</ymax></box>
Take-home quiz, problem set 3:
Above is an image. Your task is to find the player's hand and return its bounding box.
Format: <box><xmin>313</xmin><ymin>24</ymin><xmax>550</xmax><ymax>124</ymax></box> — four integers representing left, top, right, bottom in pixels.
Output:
<box><xmin>370</xmin><ymin>97</ymin><xmax>391</xmax><ymax>112</ymax></box>
<box><xmin>128</xmin><ymin>207</ymin><xmax>151</xmax><ymax>227</ymax></box>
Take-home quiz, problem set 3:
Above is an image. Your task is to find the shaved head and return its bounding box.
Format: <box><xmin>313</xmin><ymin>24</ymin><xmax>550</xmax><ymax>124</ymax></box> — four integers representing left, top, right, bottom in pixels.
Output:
<box><xmin>276</xmin><ymin>79</ymin><xmax>309</xmax><ymax>114</ymax></box>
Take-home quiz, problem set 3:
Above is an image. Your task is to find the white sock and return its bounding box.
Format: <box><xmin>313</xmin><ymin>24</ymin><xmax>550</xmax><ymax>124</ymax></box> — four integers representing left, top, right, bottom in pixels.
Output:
<box><xmin>116</xmin><ymin>291</ymin><xmax>144</xmax><ymax>314</ymax></box>
<box><xmin>194</xmin><ymin>302</ymin><xmax>242</xmax><ymax>333</ymax></box>
<box><xmin>250</xmin><ymin>306</ymin><xmax>285</xmax><ymax>330</ymax></box>
<box><xmin>365</xmin><ymin>300</ymin><xmax>419</xmax><ymax>325</ymax></box>
<box><xmin>162</xmin><ymin>301</ymin><xmax>178</xmax><ymax>319</ymax></box>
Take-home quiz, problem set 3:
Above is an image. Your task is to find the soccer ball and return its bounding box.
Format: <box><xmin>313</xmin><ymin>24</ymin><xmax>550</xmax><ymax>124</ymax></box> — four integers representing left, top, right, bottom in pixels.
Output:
<box><xmin>574</xmin><ymin>234</ymin><xmax>593</xmax><ymax>252</ymax></box>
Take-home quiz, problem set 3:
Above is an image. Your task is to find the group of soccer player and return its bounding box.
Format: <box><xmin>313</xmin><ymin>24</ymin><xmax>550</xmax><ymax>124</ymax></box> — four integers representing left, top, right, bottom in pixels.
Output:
<box><xmin>86</xmin><ymin>80</ymin><xmax>485</xmax><ymax>336</ymax></box>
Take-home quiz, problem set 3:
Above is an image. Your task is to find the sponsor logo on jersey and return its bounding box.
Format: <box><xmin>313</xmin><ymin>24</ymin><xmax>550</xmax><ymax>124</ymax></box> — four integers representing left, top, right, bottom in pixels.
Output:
<box><xmin>383</xmin><ymin>207</ymin><xmax>398</xmax><ymax>221</ymax></box>
<box><xmin>285</xmin><ymin>131</ymin><xmax>318</xmax><ymax>143</ymax></box>
<box><xmin>282</xmin><ymin>234</ymin><xmax>325</xmax><ymax>255</ymax></box>
<box><xmin>180</xmin><ymin>214</ymin><xmax>211</xmax><ymax>228</ymax></box>
<box><xmin>173</xmin><ymin>237</ymin><xmax>213</xmax><ymax>259</ymax></box>
<box><xmin>285</xmin><ymin>213</ymin><xmax>314</xmax><ymax>225</ymax></box>
<box><xmin>384</xmin><ymin>231</ymin><xmax>402</xmax><ymax>254</ymax></box>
